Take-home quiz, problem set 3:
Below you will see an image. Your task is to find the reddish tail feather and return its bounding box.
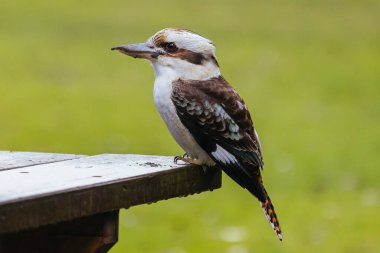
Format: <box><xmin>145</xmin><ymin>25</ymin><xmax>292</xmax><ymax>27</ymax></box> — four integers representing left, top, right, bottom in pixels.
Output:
<box><xmin>260</xmin><ymin>189</ymin><xmax>283</xmax><ymax>241</ymax></box>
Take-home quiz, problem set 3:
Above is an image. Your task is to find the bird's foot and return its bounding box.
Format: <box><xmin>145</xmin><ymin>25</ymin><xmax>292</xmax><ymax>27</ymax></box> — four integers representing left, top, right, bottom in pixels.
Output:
<box><xmin>173</xmin><ymin>153</ymin><xmax>189</xmax><ymax>164</ymax></box>
<box><xmin>174</xmin><ymin>155</ymin><xmax>203</xmax><ymax>166</ymax></box>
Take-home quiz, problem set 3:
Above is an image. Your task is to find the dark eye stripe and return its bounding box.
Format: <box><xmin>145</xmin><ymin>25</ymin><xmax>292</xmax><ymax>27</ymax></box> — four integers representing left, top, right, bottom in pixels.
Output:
<box><xmin>172</xmin><ymin>49</ymin><xmax>206</xmax><ymax>65</ymax></box>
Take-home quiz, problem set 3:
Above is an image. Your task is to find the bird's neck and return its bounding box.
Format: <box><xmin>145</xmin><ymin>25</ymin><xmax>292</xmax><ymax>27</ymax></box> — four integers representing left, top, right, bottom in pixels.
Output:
<box><xmin>151</xmin><ymin>59</ymin><xmax>220</xmax><ymax>82</ymax></box>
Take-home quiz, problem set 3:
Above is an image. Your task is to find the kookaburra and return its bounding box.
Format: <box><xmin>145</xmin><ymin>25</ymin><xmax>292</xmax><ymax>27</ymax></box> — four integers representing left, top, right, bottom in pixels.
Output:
<box><xmin>112</xmin><ymin>28</ymin><xmax>282</xmax><ymax>240</ymax></box>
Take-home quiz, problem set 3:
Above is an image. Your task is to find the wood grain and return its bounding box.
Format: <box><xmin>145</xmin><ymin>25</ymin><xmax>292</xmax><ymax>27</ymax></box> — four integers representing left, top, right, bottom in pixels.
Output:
<box><xmin>0</xmin><ymin>151</ymin><xmax>85</xmax><ymax>171</ymax></box>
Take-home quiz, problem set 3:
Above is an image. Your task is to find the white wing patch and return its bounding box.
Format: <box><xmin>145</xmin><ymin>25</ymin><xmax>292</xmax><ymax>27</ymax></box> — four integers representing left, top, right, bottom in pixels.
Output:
<box><xmin>212</xmin><ymin>144</ymin><xmax>238</xmax><ymax>165</ymax></box>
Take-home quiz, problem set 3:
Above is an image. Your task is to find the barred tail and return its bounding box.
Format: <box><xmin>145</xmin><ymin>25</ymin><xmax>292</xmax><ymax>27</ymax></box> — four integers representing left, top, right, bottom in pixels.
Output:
<box><xmin>260</xmin><ymin>189</ymin><xmax>283</xmax><ymax>241</ymax></box>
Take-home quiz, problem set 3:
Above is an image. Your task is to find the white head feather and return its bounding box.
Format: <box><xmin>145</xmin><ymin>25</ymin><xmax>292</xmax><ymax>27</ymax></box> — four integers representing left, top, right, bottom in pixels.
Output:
<box><xmin>146</xmin><ymin>28</ymin><xmax>220</xmax><ymax>80</ymax></box>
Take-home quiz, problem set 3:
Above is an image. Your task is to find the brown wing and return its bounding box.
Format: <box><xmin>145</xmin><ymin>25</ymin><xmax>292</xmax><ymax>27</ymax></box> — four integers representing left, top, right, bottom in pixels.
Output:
<box><xmin>172</xmin><ymin>76</ymin><xmax>265</xmax><ymax>200</ymax></box>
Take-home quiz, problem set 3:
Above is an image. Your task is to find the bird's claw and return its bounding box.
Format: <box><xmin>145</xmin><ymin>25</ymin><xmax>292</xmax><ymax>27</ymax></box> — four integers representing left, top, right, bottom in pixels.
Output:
<box><xmin>174</xmin><ymin>153</ymin><xmax>190</xmax><ymax>164</ymax></box>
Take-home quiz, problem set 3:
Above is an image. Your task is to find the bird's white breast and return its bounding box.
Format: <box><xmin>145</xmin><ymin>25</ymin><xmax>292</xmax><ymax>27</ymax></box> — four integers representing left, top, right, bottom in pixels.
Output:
<box><xmin>153</xmin><ymin>72</ymin><xmax>214</xmax><ymax>166</ymax></box>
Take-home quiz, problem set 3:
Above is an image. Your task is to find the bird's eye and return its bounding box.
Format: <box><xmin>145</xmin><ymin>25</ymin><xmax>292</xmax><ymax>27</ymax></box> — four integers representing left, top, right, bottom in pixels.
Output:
<box><xmin>164</xmin><ymin>42</ymin><xmax>178</xmax><ymax>53</ymax></box>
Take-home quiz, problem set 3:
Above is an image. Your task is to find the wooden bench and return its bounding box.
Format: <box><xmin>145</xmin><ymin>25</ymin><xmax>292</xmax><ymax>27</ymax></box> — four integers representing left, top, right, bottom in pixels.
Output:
<box><xmin>0</xmin><ymin>151</ymin><xmax>221</xmax><ymax>253</ymax></box>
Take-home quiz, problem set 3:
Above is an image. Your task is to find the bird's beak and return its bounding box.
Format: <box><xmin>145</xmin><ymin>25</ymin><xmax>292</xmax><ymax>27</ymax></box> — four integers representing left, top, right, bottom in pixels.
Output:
<box><xmin>111</xmin><ymin>43</ymin><xmax>161</xmax><ymax>59</ymax></box>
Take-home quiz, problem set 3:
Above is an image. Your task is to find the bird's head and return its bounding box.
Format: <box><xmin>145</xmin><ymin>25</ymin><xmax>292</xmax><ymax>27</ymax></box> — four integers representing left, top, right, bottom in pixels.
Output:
<box><xmin>112</xmin><ymin>28</ymin><xmax>220</xmax><ymax>80</ymax></box>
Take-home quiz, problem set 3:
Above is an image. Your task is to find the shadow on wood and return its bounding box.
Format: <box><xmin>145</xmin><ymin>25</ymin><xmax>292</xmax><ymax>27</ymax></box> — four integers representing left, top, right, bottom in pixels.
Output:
<box><xmin>0</xmin><ymin>210</ymin><xmax>119</xmax><ymax>253</ymax></box>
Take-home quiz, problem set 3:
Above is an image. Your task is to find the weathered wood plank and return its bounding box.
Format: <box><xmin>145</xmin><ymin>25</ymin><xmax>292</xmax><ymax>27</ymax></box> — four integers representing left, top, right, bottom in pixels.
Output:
<box><xmin>0</xmin><ymin>154</ymin><xmax>208</xmax><ymax>204</ymax></box>
<box><xmin>0</xmin><ymin>210</ymin><xmax>119</xmax><ymax>253</ymax></box>
<box><xmin>0</xmin><ymin>151</ymin><xmax>85</xmax><ymax>171</ymax></box>
<box><xmin>0</xmin><ymin>154</ymin><xmax>221</xmax><ymax>234</ymax></box>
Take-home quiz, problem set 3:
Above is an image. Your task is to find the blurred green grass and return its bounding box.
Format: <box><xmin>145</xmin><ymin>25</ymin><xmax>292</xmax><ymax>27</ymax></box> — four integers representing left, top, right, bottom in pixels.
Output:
<box><xmin>1</xmin><ymin>0</ymin><xmax>379</xmax><ymax>252</ymax></box>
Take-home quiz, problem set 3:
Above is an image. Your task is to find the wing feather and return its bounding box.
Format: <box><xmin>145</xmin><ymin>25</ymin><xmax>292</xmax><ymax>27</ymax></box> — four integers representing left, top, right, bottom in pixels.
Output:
<box><xmin>171</xmin><ymin>76</ymin><xmax>266</xmax><ymax>198</ymax></box>
<box><xmin>172</xmin><ymin>76</ymin><xmax>263</xmax><ymax>170</ymax></box>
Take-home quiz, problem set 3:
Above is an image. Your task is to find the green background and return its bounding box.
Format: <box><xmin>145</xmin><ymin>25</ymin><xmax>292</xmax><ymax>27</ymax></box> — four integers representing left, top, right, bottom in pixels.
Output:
<box><xmin>1</xmin><ymin>0</ymin><xmax>379</xmax><ymax>252</ymax></box>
